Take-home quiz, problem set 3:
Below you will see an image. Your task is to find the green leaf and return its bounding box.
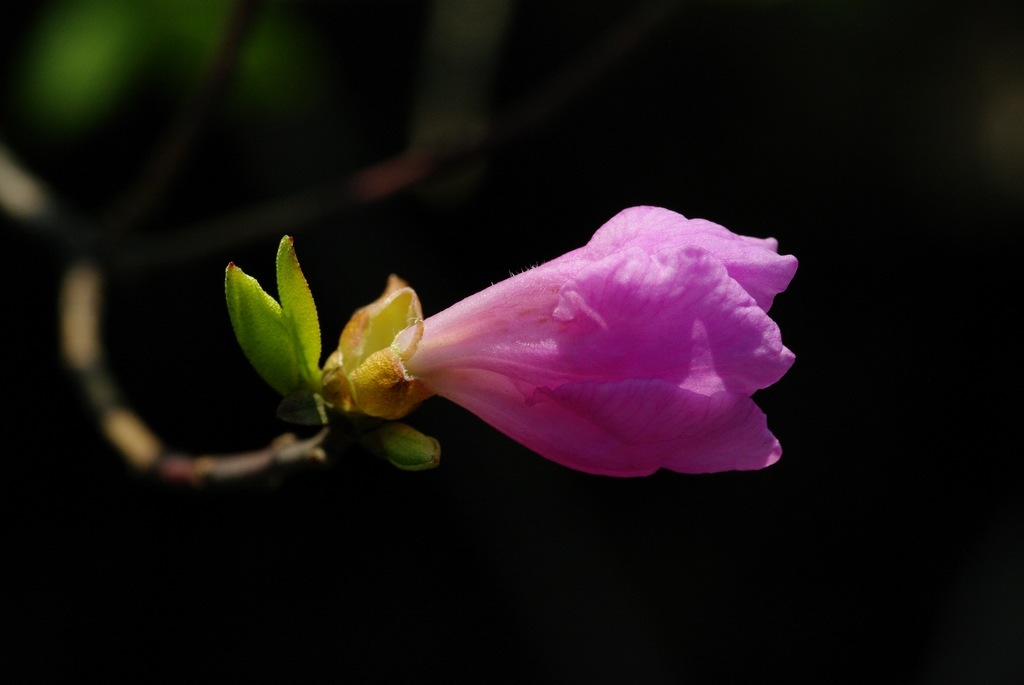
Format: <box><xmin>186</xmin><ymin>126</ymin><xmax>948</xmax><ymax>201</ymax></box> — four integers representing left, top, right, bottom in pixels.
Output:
<box><xmin>225</xmin><ymin>236</ymin><xmax>323</xmax><ymax>397</ymax></box>
<box><xmin>276</xmin><ymin>236</ymin><xmax>321</xmax><ymax>389</ymax></box>
<box><xmin>225</xmin><ymin>262</ymin><xmax>300</xmax><ymax>396</ymax></box>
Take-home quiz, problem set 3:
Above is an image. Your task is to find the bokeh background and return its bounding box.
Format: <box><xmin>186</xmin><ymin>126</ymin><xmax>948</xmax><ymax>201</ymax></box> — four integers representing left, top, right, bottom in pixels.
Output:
<box><xmin>3</xmin><ymin>1</ymin><xmax>1022</xmax><ymax>682</ymax></box>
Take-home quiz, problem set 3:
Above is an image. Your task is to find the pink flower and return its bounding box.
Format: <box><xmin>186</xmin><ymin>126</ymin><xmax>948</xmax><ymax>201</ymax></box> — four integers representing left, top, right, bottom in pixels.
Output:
<box><xmin>398</xmin><ymin>206</ymin><xmax>797</xmax><ymax>476</ymax></box>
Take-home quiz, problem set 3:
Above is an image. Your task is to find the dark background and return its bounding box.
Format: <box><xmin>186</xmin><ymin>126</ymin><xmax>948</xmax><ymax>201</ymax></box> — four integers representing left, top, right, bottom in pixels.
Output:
<box><xmin>4</xmin><ymin>1</ymin><xmax>1022</xmax><ymax>683</ymax></box>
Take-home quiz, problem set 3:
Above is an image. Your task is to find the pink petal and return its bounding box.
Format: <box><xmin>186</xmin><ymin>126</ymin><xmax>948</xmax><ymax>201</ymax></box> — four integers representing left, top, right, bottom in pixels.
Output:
<box><xmin>426</xmin><ymin>370</ymin><xmax>781</xmax><ymax>476</ymax></box>
<box><xmin>586</xmin><ymin>206</ymin><xmax>798</xmax><ymax>311</ymax></box>
<box><xmin>410</xmin><ymin>244</ymin><xmax>793</xmax><ymax>397</ymax></box>
<box><xmin>552</xmin><ymin>244</ymin><xmax>794</xmax><ymax>395</ymax></box>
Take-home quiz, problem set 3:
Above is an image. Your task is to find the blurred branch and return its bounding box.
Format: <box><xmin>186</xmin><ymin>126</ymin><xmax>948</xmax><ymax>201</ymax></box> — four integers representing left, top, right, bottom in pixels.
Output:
<box><xmin>111</xmin><ymin>0</ymin><xmax>681</xmax><ymax>271</ymax></box>
<box><xmin>158</xmin><ymin>429</ymin><xmax>331</xmax><ymax>487</ymax></box>
<box><xmin>0</xmin><ymin>138</ymin><xmax>91</xmax><ymax>246</ymax></box>
<box><xmin>102</xmin><ymin>0</ymin><xmax>263</xmax><ymax>241</ymax></box>
<box><xmin>59</xmin><ymin>258</ymin><xmax>331</xmax><ymax>487</ymax></box>
<box><xmin>46</xmin><ymin>0</ymin><xmax>333</xmax><ymax>490</ymax></box>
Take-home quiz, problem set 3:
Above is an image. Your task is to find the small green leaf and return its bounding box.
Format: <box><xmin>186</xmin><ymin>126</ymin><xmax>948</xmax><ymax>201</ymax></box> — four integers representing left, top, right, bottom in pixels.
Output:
<box><xmin>225</xmin><ymin>262</ymin><xmax>302</xmax><ymax>396</ymax></box>
<box><xmin>276</xmin><ymin>236</ymin><xmax>321</xmax><ymax>389</ymax></box>
<box><xmin>226</xmin><ymin>236</ymin><xmax>323</xmax><ymax>397</ymax></box>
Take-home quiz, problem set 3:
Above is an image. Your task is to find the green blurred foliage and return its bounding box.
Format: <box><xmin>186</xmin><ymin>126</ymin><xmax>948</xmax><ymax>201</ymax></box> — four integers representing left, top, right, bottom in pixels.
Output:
<box><xmin>12</xmin><ymin>0</ymin><xmax>328</xmax><ymax>140</ymax></box>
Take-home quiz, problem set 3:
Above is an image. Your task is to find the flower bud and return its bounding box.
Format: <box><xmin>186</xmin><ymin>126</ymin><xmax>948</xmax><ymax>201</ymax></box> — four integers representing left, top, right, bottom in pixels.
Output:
<box><xmin>401</xmin><ymin>206</ymin><xmax>797</xmax><ymax>476</ymax></box>
<box><xmin>321</xmin><ymin>275</ymin><xmax>434</xmax><ymax>420</ymax></box>
<box><xmin>360</xmin><ymin>422</ymin><xmax>441</xmax><ymax>471</ymax></box>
